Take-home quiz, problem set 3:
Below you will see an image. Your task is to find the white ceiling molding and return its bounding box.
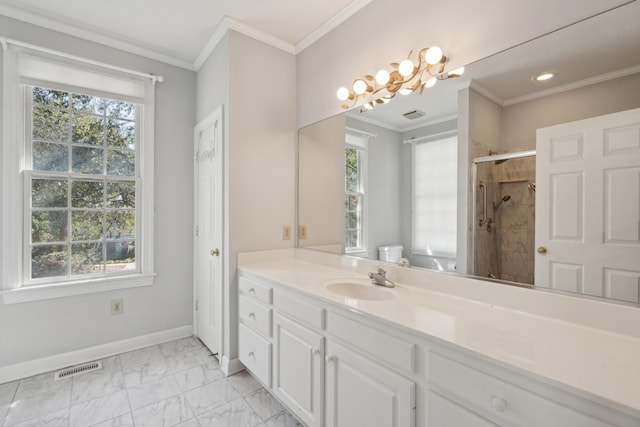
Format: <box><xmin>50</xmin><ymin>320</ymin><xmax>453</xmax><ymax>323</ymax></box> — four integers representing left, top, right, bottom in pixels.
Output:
<box><xmin>468</xmin><ymin>80</ymin><xmax>505</xmax><ymax>106</ymax></box>
<box><xmin>0</xmin><ymin>5</ymin><xmax>195</xmax><ymax>71</ymax></box>
<box><xmin>295</xmin><ymin>0</ymin><xmax>374</xmax><ymax>54</ymax></box>
<box><xmin>503</xmin><ymin>64</ymin><xmax>640</xmax><ymax>106</ymax></box>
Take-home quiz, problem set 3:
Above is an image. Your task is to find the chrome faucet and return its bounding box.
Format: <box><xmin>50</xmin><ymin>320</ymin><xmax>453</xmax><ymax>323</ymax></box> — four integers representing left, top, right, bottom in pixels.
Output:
<box><xmin>368</xmin><ymin>266</ymin><xmax>395</xmax><ymax>288</ymax></box>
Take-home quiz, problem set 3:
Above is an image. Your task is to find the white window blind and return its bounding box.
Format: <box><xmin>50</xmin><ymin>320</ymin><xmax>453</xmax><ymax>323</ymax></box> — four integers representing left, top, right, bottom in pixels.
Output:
<box><xmin>413</xmin><ymin>136</ymin><xmax>457</xmax><ymax>257</ymax></box>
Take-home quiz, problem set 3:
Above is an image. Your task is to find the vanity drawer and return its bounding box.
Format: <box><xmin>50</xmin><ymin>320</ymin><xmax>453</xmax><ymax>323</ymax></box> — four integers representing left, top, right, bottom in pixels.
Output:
<box><xmin>429</xmin><ymin>352</ymin><xmax>611</xmax><ymax>426</ymax></box>
<box><xmin>239</xmin><ymin>323</ymin><xmax>272</xmax><ymax>387</ymax></box>
<box><xmin>273</xmin><ymin>291</ymin><xmax>324</xmax><ymax>330</ymax></box>
<box><xmin>239</xmin><ymin>276</ymin><xmax>272</xmax><ymax>304</ymax></box>
<box><xmin>239</xmin><ymin>294</ymin><xmax>272</xmax><ymax>337</ymax></box>
<box><xmin>327</xmin><ymin>311</ymin><xmax>415</xmax><ymax>374</ymax></box>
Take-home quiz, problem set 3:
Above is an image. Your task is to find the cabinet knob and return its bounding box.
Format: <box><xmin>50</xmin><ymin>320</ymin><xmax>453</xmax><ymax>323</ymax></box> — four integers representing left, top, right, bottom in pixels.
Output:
<box><xmin>248</xmin><ymin>312</ymin><xmax>255</xmax><ymax>318</ymax></box>
<box><xmin>326</xmin><ymin>355</ymin><xmax>334</xmax><ymax>363</ymax></box>
<box><xmin>248</xmin><ymin>351</ymin><xmax>255</xmax><ymax>358</ymax></box>
<box><xmin>248</xmin><ymin>288</ymin><xmax>256</xmax><ymax>293</ymax></box>
<box><xmin>312</xmin><ymin>348</ymin><xmax>320</xmax><ymax>355</ymax></box>
<box><xmin>491</xmin><ymin>396</ymin><xmax>507</xmax><ymax>412</ymax></box>
<box><xmin>537</xmin><ymin>246</ymin><xmax>547</xmax><ymax>254</ymax></box>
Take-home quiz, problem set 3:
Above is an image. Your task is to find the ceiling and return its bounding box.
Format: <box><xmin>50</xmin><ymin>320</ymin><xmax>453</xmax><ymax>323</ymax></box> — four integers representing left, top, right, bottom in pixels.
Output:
<box><xmin>0</xmin><ymin>0</ymin><xmax>372</xmax><ymax>69</ymax></box>
<box><xmin>0</xmin><ymin>0</ymin><xmax>635</xmax><ymax>76</ymax></box>
<box><xmin>349</xmin><ymin>1</ymin><xmax>640</xmax><ymax>131</ymax></box>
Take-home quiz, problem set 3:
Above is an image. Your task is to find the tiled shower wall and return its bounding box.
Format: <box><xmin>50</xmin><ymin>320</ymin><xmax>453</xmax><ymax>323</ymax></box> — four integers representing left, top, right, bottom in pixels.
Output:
<box><xmin>474</xmin><ymin>156</ymin><xmax>535</xmax><ymax>284</ymax></box>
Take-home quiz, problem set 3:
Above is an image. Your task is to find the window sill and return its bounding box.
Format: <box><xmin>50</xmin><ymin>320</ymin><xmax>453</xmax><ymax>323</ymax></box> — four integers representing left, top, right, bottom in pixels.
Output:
<box><xmin>1</xmin><ymin>273</ymin><xmax>155</xmax><ymax>304</ymax></box>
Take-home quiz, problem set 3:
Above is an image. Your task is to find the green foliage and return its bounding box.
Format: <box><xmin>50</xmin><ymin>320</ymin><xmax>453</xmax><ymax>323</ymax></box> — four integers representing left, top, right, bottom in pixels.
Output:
<box><xmin>29</xmin><ymin>86</ymin><xmax>138</xmax><ymax>279</ymax></box>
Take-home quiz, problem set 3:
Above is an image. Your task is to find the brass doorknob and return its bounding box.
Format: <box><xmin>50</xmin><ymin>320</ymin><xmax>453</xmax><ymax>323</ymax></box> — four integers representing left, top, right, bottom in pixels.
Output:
<box><xmin>537</xmin><ymin>246</ymin><xmax>547</xmax><ymax>254</ymax></box>
<box><xmin>210</xmin><ymin>249</ymin><xmax>220</xmax><ymax>256</ymax></box>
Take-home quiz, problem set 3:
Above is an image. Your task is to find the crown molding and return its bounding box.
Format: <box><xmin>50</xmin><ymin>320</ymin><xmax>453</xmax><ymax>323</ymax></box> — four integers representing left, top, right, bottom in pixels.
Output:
<box><xmin>295</xmin><ymin>0</ymin><xmax>373</xmax><ymax>54</ymax></box>
<box><xmin>0</xmin><ymin>5</ymin><xmax>196</xmax><ymax>71</ymax></box>
<box><xmin>468</xmin><ymin>80</ymin><xmax>505</xmax><ymax>106</ymax></box>
<box><xmin>503</xmin><ymin>64</ymin><xmax>640</xmax><ymax>106</ymax></box>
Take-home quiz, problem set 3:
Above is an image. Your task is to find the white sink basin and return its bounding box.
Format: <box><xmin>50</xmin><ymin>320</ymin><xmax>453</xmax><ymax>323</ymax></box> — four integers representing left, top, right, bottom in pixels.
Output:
<box><xmin>325</xmin><ymin>279</ymin><xmax>396</xmax><ymax>301</ymax></box>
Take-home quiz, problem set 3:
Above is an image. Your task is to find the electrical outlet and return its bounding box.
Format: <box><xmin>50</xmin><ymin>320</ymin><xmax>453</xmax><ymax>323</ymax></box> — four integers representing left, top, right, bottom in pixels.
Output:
<box><xmin>111</xmin><ymin>299</ymin><xmax>124</xmax><ymax>315</ymax></box>
<box><xmin>283</xmin><ymin>225</ymin><xmax>291</xmax><ymax>240</ymax></box>
<box><xmin>299</xmin><ymin>225</ymin><xmax>307</xmax><ymax>239</ymax></box>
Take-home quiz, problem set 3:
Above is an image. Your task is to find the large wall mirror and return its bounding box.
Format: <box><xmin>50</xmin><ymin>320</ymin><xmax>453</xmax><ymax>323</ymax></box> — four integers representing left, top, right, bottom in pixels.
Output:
<box><xmin>298</xmin><ymin>2</ymin><xmax>640</xmax><ymax>304</ymax></box>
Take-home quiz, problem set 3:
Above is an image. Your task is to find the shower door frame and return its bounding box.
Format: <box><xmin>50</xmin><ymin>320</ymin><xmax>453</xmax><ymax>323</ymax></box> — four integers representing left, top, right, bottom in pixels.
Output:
<box><xmin>470</xmin><ymin>150</ymin><xmax>536</xmax><ymax>280</ymax></box>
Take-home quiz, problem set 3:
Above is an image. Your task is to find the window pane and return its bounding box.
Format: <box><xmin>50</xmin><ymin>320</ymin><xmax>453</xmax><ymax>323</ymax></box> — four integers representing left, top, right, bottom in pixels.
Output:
<box><xmin>106</xmin><ymin>211</ymin><xmax>135</xmax><ymax>239</ymax></box>
<box><xmin>71</xmin><ymin>243</ymin><xmax>103</xmax><ymax>275</ymax></box>
<box><xmin>33</xmin><ymin>88</ymin><xmax>69</xmax><ymax>108</ymax></box>
<box><xmin>32</xmin><ymin>179</ymin><xmax>67</xmax><ymax>208</ymax></box>
<box><xmin>345</xmin><ymin>148</ymin><xmax>359</xmax><ymax>193</ymax></box>
<box><xmin>72</xmin><ymin>180</ymin><xmax>104</xmax><ymax>208</ymax></box>
<box><xmin>33</xmin><ymin>141</ymin><xmax>68</xmax><ymax>172</ymax></box>
<box><xmin>106</xmin><ymin>119</ymin><xmax>135</xmax><ymax>149</ymax></box>
<box><xmin>107</xmin><ymin>149</ymin><xmax>135</xmax><ymax>176</ymax></box>
<box><xmin>107</xmin><ymin>182</ymin><xmax>135</xmax><ymax>208</ymax></box>
<box><xmin>72</xmin><ymin>94</ymin><xmax>105</xmax><ymax>115</ymax></box>
<box><xmin>33</xmin><ymin>106</ymin><xmax>69</xmax><ymax>142</ymax></box>
<box><xmin>72</xmin><ymin>211</ymin><xmax>104</xmax><ymax>240</ymax></box>
<box><xmin>105</xmin><ymin>100</ymin><xmax>136</xmax><ymax>120</ymax></box>
<box><xmin>72</xmin><ymin>146</ymin><xmax>104</xmax><ymax>174</ymax></box>
<box><xmin>72</xmin><ymin>113</ymin><xmax>105</xmax><ymax>146</ymax></box>
<box><xmin>32</xmin><ymin>211</ymin><xmax>68</xmax><ymax>243</ymax></box>
<box><xmin>32</xmin><ymin>244</ymin><xmax>68</xmax><ymax>278</ymax></box>
<box><xmin>106</xmin><ymin>240</ymin><xmax>135</xmax><ymax>265</ymax></box>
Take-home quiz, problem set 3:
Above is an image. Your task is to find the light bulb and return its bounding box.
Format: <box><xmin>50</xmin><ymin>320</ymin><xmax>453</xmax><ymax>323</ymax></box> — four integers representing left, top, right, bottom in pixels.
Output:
<box><xmin>375</xmin><ymin>69</ymin><xmax>390</xmax><ymax>85</ymax></box>
<box><xmin>336</xmin><ymin>87</ymin><xmax>350</xmax><ymax>101</ymax></box>
<box><xmin>425</xmin><ymin>78</ymin><xmax>437</xmax><ymax>88</ymax></box>
<box><xmin>363</xmin><ymin>102</ymin><xmax>374</xmax><ymax>110</ymax></box>
<box><xmin>534</xmin><ymin>72</ymin><xmax>554</xmax><ymax>81</ymax></box>
<box><xmin>353</xmin><ymin>79</ymin><xmax>368</xmax><ymax>95</ymax></box>
<box><xmin>398</xmin><ymin>59</ymin><xmax>414</xmax><ymax>77</ymax></box>
<box><xmin>399</xmin><ymin>88</ymin><xmax>413</xmax><ymax>96</ymax></box>
<box><xmin>425</xmin><ymin>46</ymin><xmax>443</xmax><ymax>65</ymax></box>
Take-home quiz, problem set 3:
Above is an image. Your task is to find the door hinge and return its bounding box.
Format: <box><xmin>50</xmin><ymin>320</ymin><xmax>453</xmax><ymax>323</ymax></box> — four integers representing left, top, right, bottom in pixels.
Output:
<box><xmin>195</xmin><ymin>225</ymin><xmax>199</xmax><ymax>237</ymax></box>
<box><xmin>195</xmin><ymin>300</ymin><xmax>199</xmax><ymax>311</ymax></box>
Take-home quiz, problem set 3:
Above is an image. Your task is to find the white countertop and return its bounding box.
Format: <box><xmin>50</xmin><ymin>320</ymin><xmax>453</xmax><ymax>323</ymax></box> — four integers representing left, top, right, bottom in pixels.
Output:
<box><xmin>238</xmin><ymin>249</ymin><xmax>640</xmax><ymax>414</ymax></box>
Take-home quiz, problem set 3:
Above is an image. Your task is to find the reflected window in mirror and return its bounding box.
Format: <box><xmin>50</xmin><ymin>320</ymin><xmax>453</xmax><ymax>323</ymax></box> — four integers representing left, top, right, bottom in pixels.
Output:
<box><xmin>345</xmin><ymin>132</ymin><xmax>367</xmax><ymax>253</ymax></box>
<box><xmin>413</xmin><ymin>135</ymin><xmax>457</xmax><ymax>260</ymax></box>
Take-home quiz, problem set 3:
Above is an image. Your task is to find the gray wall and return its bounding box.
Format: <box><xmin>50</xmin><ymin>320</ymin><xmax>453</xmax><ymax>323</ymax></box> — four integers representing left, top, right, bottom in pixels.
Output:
<box><xmin>196</xmin><ymin>30</ymin><xmax>296</xmax><ymax>366</ymax></box>
<box><xmin>0</xmin><ymin>17</ymin><xmax>196</xmax><ymax>367</ymax></box>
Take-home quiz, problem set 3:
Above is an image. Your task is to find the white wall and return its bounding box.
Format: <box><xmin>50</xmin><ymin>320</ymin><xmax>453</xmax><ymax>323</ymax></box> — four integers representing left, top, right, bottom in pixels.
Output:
<box><xmin>196</xmin><ymin>30</ymin><xmax>296</xmax><ymax>367</ymax></box>
<box><xmin>0</xmin><ymin>17</ymin><xmax>196</xmax><ymax>367</ymax></box>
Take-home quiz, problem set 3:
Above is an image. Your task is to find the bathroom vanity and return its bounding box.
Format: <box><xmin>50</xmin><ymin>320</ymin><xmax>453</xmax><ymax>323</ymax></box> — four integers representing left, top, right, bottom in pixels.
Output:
<box><xmin>237</xmin><ymin>248</ymin><xmax>640</xmax><ymax>427</ymax></box>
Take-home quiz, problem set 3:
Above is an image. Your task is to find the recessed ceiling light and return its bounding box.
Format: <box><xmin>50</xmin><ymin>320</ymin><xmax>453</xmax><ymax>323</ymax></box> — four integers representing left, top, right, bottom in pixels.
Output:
<box><xmin>534</xmin><ymin>72</ymin><xmax>555</xmax><ymax>82</ymax></box>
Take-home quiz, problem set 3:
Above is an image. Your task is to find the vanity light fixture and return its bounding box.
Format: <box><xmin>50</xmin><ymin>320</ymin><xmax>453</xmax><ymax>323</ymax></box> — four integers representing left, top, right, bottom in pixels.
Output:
<box><xmin>336</xmin><ymin>46</ymin><xmax>464</xmax><ymax>110</ymax></box>
<box><xmin>534</xmin><ymin>72</ymin><xmax>555</xmax><ymax>81</ymax></box>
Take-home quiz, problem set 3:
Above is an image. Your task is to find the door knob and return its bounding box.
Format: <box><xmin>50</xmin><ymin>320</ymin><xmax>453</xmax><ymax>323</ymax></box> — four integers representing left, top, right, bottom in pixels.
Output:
<box><xmin>210</xmin><ymin>248</ymin><xmax>220</xmax><ymax>256</ymax></box>
<box><xmin>537</xmin><ymin>246</ymin><xmax>547</xmax><ymax>254</ymax></box>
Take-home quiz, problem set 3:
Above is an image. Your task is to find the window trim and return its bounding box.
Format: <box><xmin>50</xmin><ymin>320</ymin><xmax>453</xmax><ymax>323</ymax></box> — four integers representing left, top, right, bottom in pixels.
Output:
<box><xmin>1</xmin><ymin>45</ymin><xmax>156</xmax><ymax>304</ymax></box>
<box><xmin>344</xmin><ymin>132</ymin><xmax>368</xmax><ymax>254</ymax></box>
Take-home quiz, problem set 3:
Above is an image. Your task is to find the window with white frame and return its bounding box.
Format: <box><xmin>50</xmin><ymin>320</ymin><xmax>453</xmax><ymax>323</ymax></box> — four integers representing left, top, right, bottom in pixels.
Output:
<box><xmin>1</xmin><ymin>44</ymin><xmax>156</xmax><ymax>300</ymax></box>
<box><xmin>412</xmin><ymin>135</ymin><xmax>457</xmax><ymax>257</ymax></box>
<box><xmin>345</xmin><ymin>132</ymin><xmax>367</xmax><ymax>252</ymax></box>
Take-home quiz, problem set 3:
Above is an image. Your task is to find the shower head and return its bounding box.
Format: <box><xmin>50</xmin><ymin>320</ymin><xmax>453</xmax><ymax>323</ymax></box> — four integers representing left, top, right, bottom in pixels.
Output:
<box><xmin>493</xmin><ymin>194</ymin><xmax>511</xmax><ymax>210</ymax></box>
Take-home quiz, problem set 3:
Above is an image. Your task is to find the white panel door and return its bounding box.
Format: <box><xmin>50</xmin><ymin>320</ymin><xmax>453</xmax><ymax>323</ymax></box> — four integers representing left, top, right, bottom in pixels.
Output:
<box><xmin>325</xmin><ymin>341</ymin><xmax>415</xmax><ymax>427</ymax></box>
<box><xmin>194</xmin><ymin>107</ymin><xmax>223</xmax><ymax>355</ymax></box>
<box><xmin>273</xmin><ymin>313</ymin><xmax>324</xmax><ymax>427</ymax></box>
<box><xmin>535</xmin><ymin>108</ymin><xmax>640</xmax><ymax>301</ymax></box>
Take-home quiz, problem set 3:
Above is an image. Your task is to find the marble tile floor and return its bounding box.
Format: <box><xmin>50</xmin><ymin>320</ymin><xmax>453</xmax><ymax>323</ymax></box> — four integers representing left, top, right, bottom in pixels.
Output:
<box><xmin>0</xmin><ymin>337</ymin><xmax>304</xmax><ymax>427</ymax></box>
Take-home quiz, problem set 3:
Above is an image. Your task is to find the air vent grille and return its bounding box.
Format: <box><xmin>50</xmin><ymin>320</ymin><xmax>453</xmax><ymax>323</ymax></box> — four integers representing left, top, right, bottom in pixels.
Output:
<box><xmin>54</xmin><ymin>361</ymin><xmax>102</xmax><ymax>380</ymax></box>
<box><xmin>403</xmin><ymin>110</ymin><xmax>425</xmax><ymax>120</ymax></box>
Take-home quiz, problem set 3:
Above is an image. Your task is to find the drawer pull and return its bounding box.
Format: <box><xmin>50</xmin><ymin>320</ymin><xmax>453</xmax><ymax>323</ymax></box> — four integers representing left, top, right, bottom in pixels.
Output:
<box><xmin>249</xmin><ymin>312</ymin><xmax>255</xmax><ymax>318</ymax></box>
<box><xmin>491</xmin><ymin>396</ymin><xmax>508</xmax><ymax>412</ymax></box>
<box><xmin>248</xmin><ymin>351</ymin><xmax>255</xmax><ymax>358</ymax></box>
<box><xmin>313</xmin><ymin>348</ymin><xmax>320</xmax><ymax>355</ymax></box>
<box><xmin>326</xmin><ymin>355</ymin><xmax>334</xmax><ymax>363</ymax></box>
<box><xmin>248</xmin><ymin>288</ymin><xmax>256</xmax><ymax>293</ymax></box>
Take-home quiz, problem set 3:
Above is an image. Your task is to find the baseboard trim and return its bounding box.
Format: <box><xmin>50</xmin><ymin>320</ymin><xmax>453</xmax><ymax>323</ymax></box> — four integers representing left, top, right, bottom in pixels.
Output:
<box><xmin>220</xmin><ymin>355</ymin><xmax>244</xmax><ymax>376</ymax></box>
<box><xmin>0</xmin><ymin>325</ymin><xmax>193</xmax><ymax>383</ymax></box>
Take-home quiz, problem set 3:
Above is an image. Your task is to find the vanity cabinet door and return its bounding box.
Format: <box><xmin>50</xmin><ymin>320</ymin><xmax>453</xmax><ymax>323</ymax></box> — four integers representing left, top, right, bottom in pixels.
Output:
<box><xmin>427</xmin><ymin>390</ymin><xmax>498</xmax><ymax>427</ymax></box>
<box><xmin>325</xmin><ymin>341</ymin><xmax>415</xmax><ymax>427</ymax></box>
<box><xmin>273</xmin><ymin>313</ymin><xmax>324</xmax><ymax>427</ymax></box>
